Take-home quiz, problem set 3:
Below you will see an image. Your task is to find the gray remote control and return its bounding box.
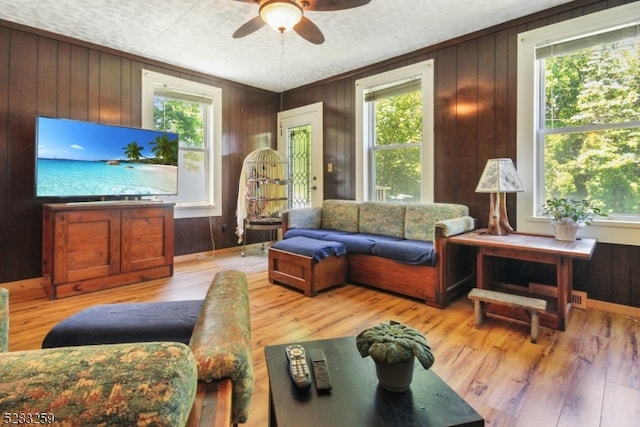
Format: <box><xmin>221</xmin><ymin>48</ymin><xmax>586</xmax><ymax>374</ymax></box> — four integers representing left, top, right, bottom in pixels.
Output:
<box><xmin>285</xmin><ymin>345</ymin><xmax>312</xmax><ymax>390</ymax></box>
<box><xmin>309</xmin><ymin>348</ymin><xmax>332</xmax><ymax>391</ymax></box>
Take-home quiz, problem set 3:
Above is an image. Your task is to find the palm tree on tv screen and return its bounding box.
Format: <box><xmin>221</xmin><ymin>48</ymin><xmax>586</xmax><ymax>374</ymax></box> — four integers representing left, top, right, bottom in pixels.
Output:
<box><xmin>122</xmin><ymin>141</ymin><xmax>145</xmax><ymax>161</ymax></box>
<box><xmin>150</xmin><ymin>134</ymin><xmax>178</xmax><ymax>165</ymax></box>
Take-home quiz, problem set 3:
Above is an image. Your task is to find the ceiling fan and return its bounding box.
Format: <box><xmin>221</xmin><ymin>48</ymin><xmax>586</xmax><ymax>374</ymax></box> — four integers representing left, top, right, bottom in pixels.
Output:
<box><xmin>232</xmin><ymin>0</ymin><xmax>372</xmax><ymax>45</ymax></box>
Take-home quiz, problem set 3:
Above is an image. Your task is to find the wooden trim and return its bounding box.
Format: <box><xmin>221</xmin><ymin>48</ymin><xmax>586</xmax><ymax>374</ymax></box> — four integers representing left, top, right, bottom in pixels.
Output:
<box><xmin>587</xmin><ymin>299</ymin><xmax>640</xmax><ymax>318</ymax></box>
<box><xmin>174</xmin><ymin>245</ymin><xmax>258</xmax><ymax>264</ymax></box>
<box><xmin>187</xmin><ymin>378</ymin><xmax>234</xmax><ymax>427</ymax></box>
<box><xmin>0</xmin><ymin>277</ymin><xmax>44</xmax><ymax>290</ymax></box>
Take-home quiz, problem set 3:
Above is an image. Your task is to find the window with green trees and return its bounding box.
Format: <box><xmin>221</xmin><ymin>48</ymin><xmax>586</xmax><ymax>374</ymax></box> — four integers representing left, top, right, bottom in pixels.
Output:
<box><xmin>142</xmin><ymin>70</ymin><xmax>222</xmax><ymax>217</ymax></box>
<box><xmin>153</xmin><ymin>92</ymin><xmax>210</xmax><ymax>205</ymax></box>
<box><xmin>537</xmin><ymin>24</ymin><xmax>640</xmax><ymax>218</ymax></box>
<box><xmin>366</xmin><ymin>80</ymin><xmax>422</xmax><ymax>202</ymax></box>
<box><xmin>356</xmin><ymin>60</ymin><xmax>434</xmax><ymax>203</ymax></box>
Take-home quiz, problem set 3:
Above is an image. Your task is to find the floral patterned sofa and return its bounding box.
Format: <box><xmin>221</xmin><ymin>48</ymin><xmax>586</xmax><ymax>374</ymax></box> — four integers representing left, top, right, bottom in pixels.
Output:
<box><xmin>282</xmin><ymin>200</ymin><xmax>476</xmax><ymax>307</ymax></box>
<box><xmin>0</xmin><ymin>270</ymin><xmax>253</xmax><ymax>426</ymax></box>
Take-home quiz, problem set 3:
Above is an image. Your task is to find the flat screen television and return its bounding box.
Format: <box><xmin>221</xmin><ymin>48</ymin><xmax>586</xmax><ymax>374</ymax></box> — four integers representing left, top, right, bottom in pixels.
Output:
<box><xmin>35</xmin><ymin>116</ymin><xmax>179</xmax><ymax>199</ymax></box>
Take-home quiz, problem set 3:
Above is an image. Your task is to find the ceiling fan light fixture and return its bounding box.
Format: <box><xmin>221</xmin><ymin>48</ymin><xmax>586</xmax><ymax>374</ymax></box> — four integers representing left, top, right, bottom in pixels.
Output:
<box><xmin>259</xmin><ymin>0</ymin><xmax>303</xmax><ymax>33</ymax></box>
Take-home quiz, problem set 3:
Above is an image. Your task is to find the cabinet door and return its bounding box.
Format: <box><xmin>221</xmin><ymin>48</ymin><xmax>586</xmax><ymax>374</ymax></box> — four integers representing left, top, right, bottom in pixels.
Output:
<box><xmin>53</xmin><ymin>209</ymin><xmax>121</xmax><ymax>284</ymax></box>
<box><xmin>121</xmin><ymin>206</ymin><xmax>174</xmax><ymax>272</ymax></box>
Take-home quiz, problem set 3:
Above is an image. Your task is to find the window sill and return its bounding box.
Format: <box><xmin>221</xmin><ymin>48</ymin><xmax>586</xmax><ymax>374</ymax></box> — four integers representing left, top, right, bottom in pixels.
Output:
<box><xmin>174</xmin><ymin>204</ymin><xmax>221</xmax><ymax>219</ymax></box>
<box><xmin>518</xmin><ymin>216</ymin><xmax>640</xmax><ymax>246</ymax></box>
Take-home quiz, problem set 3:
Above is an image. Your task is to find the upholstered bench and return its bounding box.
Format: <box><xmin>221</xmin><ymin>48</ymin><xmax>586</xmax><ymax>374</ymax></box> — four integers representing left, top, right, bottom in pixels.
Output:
<box><xmin>268</xmin><ymin>236</ymin><xmax>347</xmax><ymax>296</ymax></box>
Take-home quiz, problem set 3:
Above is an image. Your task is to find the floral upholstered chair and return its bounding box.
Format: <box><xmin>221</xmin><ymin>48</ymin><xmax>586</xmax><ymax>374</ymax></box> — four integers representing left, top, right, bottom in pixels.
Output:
<box><xmin>0</xmin><ymin>269</ymin><xmax>254</xmax><ymax>426</ymax></box>
<box><xmin>0</xmin><ymin>287</ymin><xmax>198</xmax><ymax>426</ymax></box>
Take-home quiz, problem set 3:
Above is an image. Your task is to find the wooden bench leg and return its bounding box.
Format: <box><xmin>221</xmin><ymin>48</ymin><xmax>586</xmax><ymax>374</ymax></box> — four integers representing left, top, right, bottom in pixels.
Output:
<box><xmin>473</xmin><ymin>300</ymin><xmax>484</xmax><ymax>328</ymax></box>
<box><xmin>530</xmin><ymin>310</ymin><xmax>540</xmax><ymax>343</ymax></box>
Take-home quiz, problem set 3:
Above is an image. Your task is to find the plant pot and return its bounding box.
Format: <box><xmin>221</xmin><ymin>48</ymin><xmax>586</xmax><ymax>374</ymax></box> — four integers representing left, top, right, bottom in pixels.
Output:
<box><xmin>552</xmin><ymin>218</ymin><xmax>584</xmax><ymax>241</ymax></box>
<box><xmin>374</xmin><ymin>358</ymin><xmax>414</xmax><ymax>392</ymax></box>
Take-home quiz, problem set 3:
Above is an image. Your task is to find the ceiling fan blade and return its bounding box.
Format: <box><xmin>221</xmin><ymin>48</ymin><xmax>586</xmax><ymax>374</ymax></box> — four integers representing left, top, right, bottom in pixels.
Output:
<box><xmin>232</xmin><ymin>0</ymin><xmax>260</xmax><ymax>4</ymax></box>
<box><xmin>232</xmin><ymin>16</ymin><xmax>266</xmax><ymax>39</ymax></box>
<box><xmin>294</xmin><ymin>16</ymin><xmax>325</xmax><ymax>44</ymax></box>
<box><xmin>304</xmin><ymin>0</ymin><xmax>371</xmax><ymax>11</ymax></box>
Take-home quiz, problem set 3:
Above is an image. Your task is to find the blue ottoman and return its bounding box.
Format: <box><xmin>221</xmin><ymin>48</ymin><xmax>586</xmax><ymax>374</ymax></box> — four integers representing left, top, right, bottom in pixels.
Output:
<box><xmin>42</xmin><ymin>299</ymin><xmax>203</xmax><ymax>348</ymax></box>
<box><xmin>268</xmin><ymin>236</ymin><xmax>347</xmax><ymax>296</ymax></box>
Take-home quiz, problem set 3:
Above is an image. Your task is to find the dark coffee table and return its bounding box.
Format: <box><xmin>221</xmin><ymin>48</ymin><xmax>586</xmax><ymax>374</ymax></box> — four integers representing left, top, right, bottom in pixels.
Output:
<box><xmin>264</xmin><ymin>336</ymin><xmax>484</xmax><ymax>427</ymax></box>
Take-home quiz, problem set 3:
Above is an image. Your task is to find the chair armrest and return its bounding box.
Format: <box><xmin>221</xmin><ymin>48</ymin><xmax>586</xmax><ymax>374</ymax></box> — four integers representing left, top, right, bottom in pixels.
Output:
<box><xmin>0</xmin><ymin>288</ymin><xmax>8</xmax><ymax>353</ymax></box>
<box><xmin>435</xmin><ymin>216</ymin><xmax>476</xmax><ymax>238</ymax></box>
<box><xmin>188</xmin><ymin>270</ymin><xmax>253</xmax><ymax>424</ymax></box>
<box><xmin>187</xmin><ymin>378</ymin><xmax>233</xmax><ymax>427</ymax></box>
<box><xmin>0</xmin><ymin>342</ymin><xmax>197</xmax><ymax>425</ymax></box>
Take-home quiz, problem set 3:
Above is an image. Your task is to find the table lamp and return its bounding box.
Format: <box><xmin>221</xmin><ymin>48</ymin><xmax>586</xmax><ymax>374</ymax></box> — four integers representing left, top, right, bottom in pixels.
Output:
<box><xmin>475</xmin><ymin>158</ymin><xmax>524</xmax><ymax>235</ymax></box>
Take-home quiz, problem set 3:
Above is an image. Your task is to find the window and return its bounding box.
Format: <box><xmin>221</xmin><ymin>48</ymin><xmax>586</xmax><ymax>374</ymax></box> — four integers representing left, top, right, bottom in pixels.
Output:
<box><xmin>517</xmin><ymin>3</ymin><xmax>640</xmax><ymax>245</ymax></box>
<box><xmin>356</xmin><ymin>60</ymin><xmax>434</xmax><ymax>202</ymax></box>
<box><xmin>142</xmin><ymin>70</ymin><xmax>222</xmax><ymax>218</ymax></box>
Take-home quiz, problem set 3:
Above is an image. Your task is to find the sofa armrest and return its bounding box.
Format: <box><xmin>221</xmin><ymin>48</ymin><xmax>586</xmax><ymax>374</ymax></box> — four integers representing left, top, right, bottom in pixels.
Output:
<box><xmin>282</xmin><ymin>207</ymin><xmax>322</xmax><ymax>235</ymax></box>
<box><xmin>0</xmin><ymin>342</ymin><xmax>197</xmax><ymax>425</ymax></box>
<box><xmin>435</xmin><ymin>216</ymin><xmax>476</xmax><ymax>238</ymax></box>
<box><xmin>188</xmin><ymin>270</ymin><xmax>253</xmax><ymax>424</ymax></box>
<box><xmin>433</xmin><ymin>216</ymin><xmax>477</xmax><ymax>307</ymax></box>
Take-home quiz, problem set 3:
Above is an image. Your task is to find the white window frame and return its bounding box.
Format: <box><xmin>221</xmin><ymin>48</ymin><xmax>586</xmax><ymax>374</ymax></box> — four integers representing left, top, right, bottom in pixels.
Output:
<box><xmin>141</xmin><ymin>70</ymin><xmax>222</xmax><ymax>218</ymax></box>
<box><xmin>355</xmin><ymin>60</ymin><xmax>435</xmax><ymax>202</ymax></box>
<box><xmin>516</xmin><ymin>2</ymin><xmax>640</xmax><ymax>246</ymax></box>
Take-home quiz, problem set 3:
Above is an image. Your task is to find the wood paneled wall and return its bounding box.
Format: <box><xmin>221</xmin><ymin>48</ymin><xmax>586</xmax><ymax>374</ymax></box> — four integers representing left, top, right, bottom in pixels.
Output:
<box><xmin>281</xmin><ymin>0</ymin><xmax>639</xmax><ymax>308</ymax></box>
<box><xmin>0</xmin><ymin>20</ymin><xmax>279</xmax><ymax>283</ymax></box>
<box><xmin>1</xmin><ymin>0</ymin><xmax>638</xmax><ymax>308</ymax></box>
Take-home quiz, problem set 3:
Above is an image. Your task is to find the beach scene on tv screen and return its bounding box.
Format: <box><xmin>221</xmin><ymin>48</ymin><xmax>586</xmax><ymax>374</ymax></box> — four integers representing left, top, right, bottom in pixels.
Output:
<box><xmin>36</xmin><ymin>117</ymin><xmax>178</xmax><ymax>197</ymax></box>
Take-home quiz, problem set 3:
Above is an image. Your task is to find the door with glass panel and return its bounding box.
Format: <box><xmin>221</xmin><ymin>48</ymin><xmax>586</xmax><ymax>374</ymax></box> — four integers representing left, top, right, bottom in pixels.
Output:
<box><xmin>277</xmin><ymin>102</ymin><xmax>323</xmax><ymax>208</ymax></box>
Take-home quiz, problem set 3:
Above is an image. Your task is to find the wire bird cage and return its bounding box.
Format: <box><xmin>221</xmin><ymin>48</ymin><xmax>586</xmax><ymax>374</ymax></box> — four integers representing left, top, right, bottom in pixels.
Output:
<box><xmin>243</xmin><ymin>148</ymin><xmax>289</xmax><ymax>220</ymax></box>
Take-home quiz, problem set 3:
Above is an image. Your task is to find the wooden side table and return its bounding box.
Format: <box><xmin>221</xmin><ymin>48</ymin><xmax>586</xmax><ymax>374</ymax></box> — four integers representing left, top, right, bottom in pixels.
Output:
<box><xmin>450</xmin><ymin>229</ymin><xmax>596</xmax><ymax>331</ymax></box>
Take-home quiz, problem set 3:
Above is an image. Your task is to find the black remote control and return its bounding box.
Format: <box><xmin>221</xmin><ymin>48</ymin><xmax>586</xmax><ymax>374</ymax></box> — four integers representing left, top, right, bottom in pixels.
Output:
<box><xmin>309</xmin><ymin>348</ymin><xmax>332</xmax><ymax>391</ymax></box>
<box><xmin>285</xmin><ymin>345</ymin><xmax>312</xmax><ymax>390</ymax></box>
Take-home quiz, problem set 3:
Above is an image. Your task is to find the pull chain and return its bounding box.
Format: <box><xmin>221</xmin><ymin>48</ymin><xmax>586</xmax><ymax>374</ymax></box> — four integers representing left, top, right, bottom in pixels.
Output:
<box><xmin>280</xmin><ymin>32</ymin><xmax>285</xmax><ymax>113</ymax></box>
<box><xmin>279</xmin><ymin>32</ymin><xmax>285</xmax><ymax>136</ymax></box>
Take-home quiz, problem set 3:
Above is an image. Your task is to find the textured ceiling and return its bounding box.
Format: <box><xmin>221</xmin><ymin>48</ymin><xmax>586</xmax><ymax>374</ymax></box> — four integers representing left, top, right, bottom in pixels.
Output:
<box><xmin>0</xmin><ymin>0</ymin><xmax>574</xmax><ymax>92</ymax></box>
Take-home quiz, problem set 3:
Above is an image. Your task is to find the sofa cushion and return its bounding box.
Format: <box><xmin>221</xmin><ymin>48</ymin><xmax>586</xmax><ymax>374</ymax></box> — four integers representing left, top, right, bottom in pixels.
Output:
<box><xmin>404</xmin><ymin>203</ymin><xmax>469</xmax><ymax>242</ymax></box>
<box><xmin>371</xmin><ymin>239</ymin><xmax>436</xmax><ymax>266</ymax></box>
<box><xmin>359</xmin><ymin>202</ymin><xmax>406</xmax><ymax>238</ymax></box>
<box><xmin>285</xmin><ymin>207</ymin><xmax>322</xmax><ymax>229</ymax></box>
<box><xmin>41</xmin><ymin>300</ymin><xmax>203</xmax><ymax>348</ymax></box>
<box><xmin>321</xmin><ymin>199</ymin><xmax>360</xmax><ymax>232</ymax></box>
<box><xmin>0</xmin><ymin>342</ymin><xmax>197</xmax><ymax>426</ymax></box>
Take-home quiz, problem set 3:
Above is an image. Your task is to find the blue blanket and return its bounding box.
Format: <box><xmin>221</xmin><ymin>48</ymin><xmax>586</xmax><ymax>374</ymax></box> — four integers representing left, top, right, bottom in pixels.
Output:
<box><xmin>283</xmin><ymin>228</ymin><xmax>436</xmax><ymax>266</ymax></box>
<box><xmin>271</xmin><ymin>236</ymin><xmax>347</xmax><ymax>262</ymax></box>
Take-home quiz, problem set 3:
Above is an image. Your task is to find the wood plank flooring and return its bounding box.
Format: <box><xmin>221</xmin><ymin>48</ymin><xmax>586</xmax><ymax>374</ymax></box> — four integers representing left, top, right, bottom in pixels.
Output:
<box><xmin>4</xmin><ymin>246</ymin><xmax>640</xmax><ymax>426</ymax></box>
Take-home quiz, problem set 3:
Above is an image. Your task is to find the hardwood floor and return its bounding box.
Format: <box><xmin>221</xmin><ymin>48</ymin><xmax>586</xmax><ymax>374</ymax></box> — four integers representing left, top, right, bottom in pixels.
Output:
<box><xmin>4</xmin><ymin>246</ymin><xmax>640</xmax><ymax>426</ymax></box>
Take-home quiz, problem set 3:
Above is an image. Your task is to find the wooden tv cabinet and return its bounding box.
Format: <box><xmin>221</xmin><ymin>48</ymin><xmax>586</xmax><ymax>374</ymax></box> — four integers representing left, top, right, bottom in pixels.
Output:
<box><xmin>42</xmin><ymin>202</ymin><xmax>174</xmax><ymax>299</ymax></box>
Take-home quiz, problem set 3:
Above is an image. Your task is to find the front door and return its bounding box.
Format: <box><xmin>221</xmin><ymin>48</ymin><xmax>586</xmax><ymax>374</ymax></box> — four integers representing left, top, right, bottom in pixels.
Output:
<box><xmin>277</xmin><ymin>102</ymin><xmax>323</xmax><ymax>208</ymax></box>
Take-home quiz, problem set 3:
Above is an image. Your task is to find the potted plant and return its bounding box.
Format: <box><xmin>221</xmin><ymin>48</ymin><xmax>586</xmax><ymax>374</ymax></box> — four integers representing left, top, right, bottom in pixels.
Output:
<box><xmin>542</xmin><ymin>197</ymin><xmax>604</xmax><ymax>241</ymax></box>
<box><xmin>356</xmin><ymin>320</ymin><xmax>434</xmax><ymax>392</ymax></box>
